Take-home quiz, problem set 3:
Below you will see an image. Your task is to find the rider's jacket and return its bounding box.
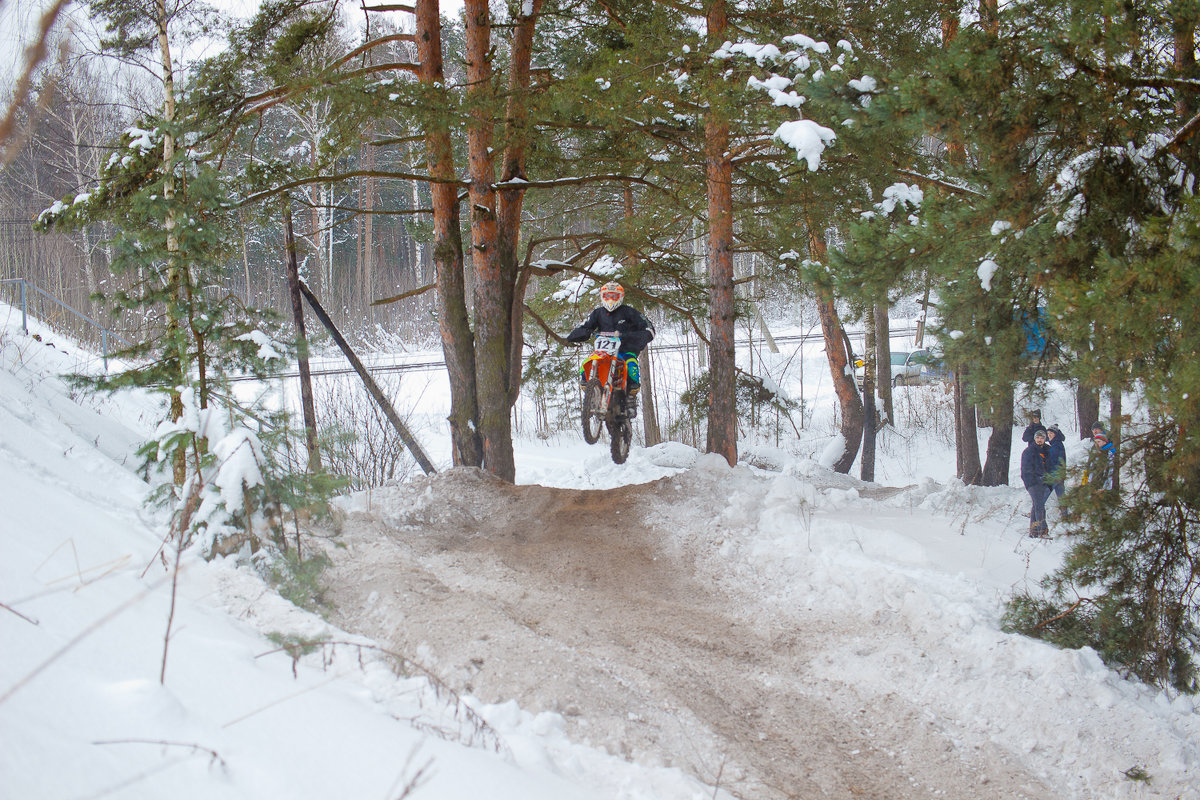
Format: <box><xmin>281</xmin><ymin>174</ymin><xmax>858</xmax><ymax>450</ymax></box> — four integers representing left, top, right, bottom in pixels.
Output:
<box><xmin>566</xmin><ymin>305</ymin><xmax>655</xmax><ymax>353</ymax></box>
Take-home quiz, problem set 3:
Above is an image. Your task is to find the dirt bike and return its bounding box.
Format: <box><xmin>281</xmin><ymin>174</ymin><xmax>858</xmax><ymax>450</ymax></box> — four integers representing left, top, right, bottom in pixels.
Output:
<box><xmin>579</xmin><ymin>332</ymin><xmax>633</xmax><ymax>464</ymax></box>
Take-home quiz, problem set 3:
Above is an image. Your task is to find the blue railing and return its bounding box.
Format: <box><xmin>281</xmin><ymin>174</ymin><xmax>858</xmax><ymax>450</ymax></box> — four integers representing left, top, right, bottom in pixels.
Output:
<box><xmin>0</xmin><ymin>278</ymin><xmax>132</xmax><ymax>369</ymax></box>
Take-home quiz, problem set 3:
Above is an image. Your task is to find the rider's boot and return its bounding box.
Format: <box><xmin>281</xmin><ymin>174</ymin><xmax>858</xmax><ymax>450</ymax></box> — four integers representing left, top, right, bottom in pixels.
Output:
<box><xmin>625</xmin><ymin>383</ymin><xmax>639</xmax><ymax>418</ymax></box>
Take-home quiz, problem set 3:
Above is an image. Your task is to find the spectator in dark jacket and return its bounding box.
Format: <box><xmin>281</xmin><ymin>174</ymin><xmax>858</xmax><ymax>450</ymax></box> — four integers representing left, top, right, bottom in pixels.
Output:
<box><xmin>1021</xmin><ymin>409</ymin><xmax>1047</xmax><ymax>443</ymax></box>
<box><xmin>1020</xmin><ymin>428</ymin><xmax>1051</xmax><ymax>538</ymax></box>
<box><xmin>566</xmin><ymin>281</ymin><xmax>655</xmax><ymax>416</ymax></box>
<box><xmin>1045</xmin><ymin>424</ymin><xmax>1067</xmax><ymax>498</ymax></box>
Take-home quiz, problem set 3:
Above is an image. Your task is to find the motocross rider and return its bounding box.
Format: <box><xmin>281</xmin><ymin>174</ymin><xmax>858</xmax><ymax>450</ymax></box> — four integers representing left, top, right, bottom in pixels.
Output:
<box><xmin>565</xmin><ymin>281</ymin><xmax>655</xmax><ymax>417</ymax></box>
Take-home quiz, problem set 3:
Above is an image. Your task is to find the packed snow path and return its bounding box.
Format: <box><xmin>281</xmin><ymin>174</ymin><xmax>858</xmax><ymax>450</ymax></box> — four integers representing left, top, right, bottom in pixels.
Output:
<box><xmin>327</xmin><ymin>467</ymin><xmax>1055</xmax><ymax>800</ymax></box>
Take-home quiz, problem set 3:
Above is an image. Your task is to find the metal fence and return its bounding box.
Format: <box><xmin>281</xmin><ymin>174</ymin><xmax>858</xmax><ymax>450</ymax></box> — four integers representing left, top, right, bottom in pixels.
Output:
<box><xmin>0</xmin><ymin>278</ymin><xmax>132</xmax><ymax>369</ymax></box>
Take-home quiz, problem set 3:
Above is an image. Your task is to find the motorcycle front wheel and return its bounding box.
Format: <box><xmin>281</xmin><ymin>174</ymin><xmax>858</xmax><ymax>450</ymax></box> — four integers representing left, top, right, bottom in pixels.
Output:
<box><xmin>582</xmin><ymin>379</ymin><xmax>604</xmax><ymax>444</ymax></box>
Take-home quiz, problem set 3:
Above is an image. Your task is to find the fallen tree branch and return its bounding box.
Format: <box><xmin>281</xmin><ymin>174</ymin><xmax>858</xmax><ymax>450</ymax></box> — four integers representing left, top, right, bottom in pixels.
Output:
<box><xmin>0</xmin><ymin>601</ymin><xmax>38</xmax><ymax>625</ymax></box>
<box><xmin>299</xmin><ymin>281</ymin><xmax>437</xmax><ymax>476</ymax></box>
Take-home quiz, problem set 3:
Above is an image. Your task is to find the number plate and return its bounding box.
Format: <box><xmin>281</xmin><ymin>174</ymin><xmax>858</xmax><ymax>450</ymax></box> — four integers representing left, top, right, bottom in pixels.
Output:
<box><xmin>593</xmin><ymin>333</ymin><xmax>620</xmax><ymax>355</ymax></box>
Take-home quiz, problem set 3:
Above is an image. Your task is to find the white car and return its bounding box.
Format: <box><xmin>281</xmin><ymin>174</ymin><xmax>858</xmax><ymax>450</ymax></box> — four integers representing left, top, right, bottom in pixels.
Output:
<box><xmin>855</xmin><ymin>349</ymin><xmax>939</xmax><ymax>387</ymax></box>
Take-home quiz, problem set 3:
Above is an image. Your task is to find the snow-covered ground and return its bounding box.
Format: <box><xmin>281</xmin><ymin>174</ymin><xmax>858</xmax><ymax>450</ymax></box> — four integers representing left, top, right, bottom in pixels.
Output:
<box><xmin>2</xmin><ymin>302</ymin><xmax>1197</xmax><ymax>799</ymax></box>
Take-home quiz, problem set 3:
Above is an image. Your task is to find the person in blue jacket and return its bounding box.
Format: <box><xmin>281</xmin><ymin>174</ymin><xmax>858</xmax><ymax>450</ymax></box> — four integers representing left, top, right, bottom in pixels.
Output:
<box><xmin>565</xmin><ymin>281</ymin><xmax>655</xmax><ymax>417</ymax></box>
<box><xmin>1020</xmin><ymin>428</ymin><xmax>1051</xmax><ymax>538</ymax></box>
<box><xmin>1083</xmin><ymin>423</ymin><xmax>1117</xmax><ymax>491</ymax></box>
<box><xmin>1045</xmin><ymin>424</ymin><xmax>1067</xmax><ymax>499</ymax></box>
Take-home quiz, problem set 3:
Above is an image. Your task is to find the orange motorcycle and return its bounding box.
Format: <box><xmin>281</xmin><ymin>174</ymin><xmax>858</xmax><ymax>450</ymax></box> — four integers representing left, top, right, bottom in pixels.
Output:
<box><xmin>579</xmin><ymin>332</ymin><xmax>633</xmax><ymax>464</ymax></box>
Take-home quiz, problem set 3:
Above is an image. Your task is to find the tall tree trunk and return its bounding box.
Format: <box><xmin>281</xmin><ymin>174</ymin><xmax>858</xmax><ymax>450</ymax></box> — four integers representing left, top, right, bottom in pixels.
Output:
<box><xmin>955</xmin><ymin>368</ymin><xmax>982</xmax><ymax>484</ymax></box>
<box><xmin>156</xmin><ymin>0</ymin><xmax>187</xmax><ymax>485</ymax></box>
<box><xmin>981</xmin><ymin>382</ymin><xmax>1014</xmax><ymax>486</ymax></box>
<box><xmin>640</xmin><ymin>345</ymin><xmax>663</xmax><ymax>446</ymax></box>
<box><xmin>496</xmin><ymin>0</ymin><xmax>544</xmax><ymax>411</ymax></box>
<box><xmin>361</xmin><ymin>12</ymin><xmax>378</xmax><ymax>318</ymax></box>
<box><xmin>464</xmin><ymin>0</ymin><xmax>514</xmax><ymax>481</ymax></box>
<box><xmin>240</xmin><ymin>209</ymin><xmax>252</xmax><ymax>304</ymax></box>
<box><xmin>861</xmin><ymin>305</ymin><xmax>877</xmax><ymax>481</ymax></box>
<box><xmin>355</xmin><ymin>197</ymin><xmax>364</xmax><ymax>305</ymax></box>
<box><xmin>978</xmin><ymin>0</ymin><xmax>1012</xmax><ymax>489</ymax></box>
<box><xmin>415</xmin><ymin>0</ymin><xmax>481</xmax><ymax>467</ymax></box>
<box><xmin>691</xmin><ymin>218</ymin><xmax>708</xmax><ymax>370</ymax></box>
<box><xmin>1175</xmin><ymin>6</ymin><xmax>1197</xmax><ymax>114</ymax></box>
<box><xmin>940</xmin><ymin>4</ymin><xmax>980</xmax><ymax>484</ymax></box>
<box><xmin>807</xmin><ymin>222</ymin><xmax>862</xmax><ymax>473</ymax></box>
<box><xmin>1172</xmin><ymin>1</ymin><xmax>1198</xmax><ymax>172</ymax></box>
<box><xmin>309</xmin><ymin>152</ymin><xmax>324</xmax><ymax>298</ymax></box>
<box><xmin>67</xmin><ymin>104</ymin><xmax>100</xmax><ymax>303</ymax></box>
<box><xmin>875</xmin><ymin>302</ymin><xmax>893</xmax><ymax>425</ymax></box>
<box><xmin>703</xmin><ymin>0</ymin><xmax>738</xmax><ymax>467</ymax></box>
<box><xmin>1076</xmin><ymin>383</ymin><xmax>1100</xmax><ymax>439</ymax></box>
<box><xmin>361</xmin><ymin>129</ymin><xmax>376</xmax><ymax>317</ymax></box>
<box><xmin>285</xmin><ymin>204</ymin><xmax>321</xmax><ymax>472</ymax></box>
<box><xmin>817</xmin><ymin>297</ymin><xmax>863</xmax><ymax>474</ymax></box>
<box><xmin>914</xmin><ymin>279</ymin><xmax>931</xmax><ymax>347</ymax></box>
<box><xmin>980</xmin><ymin>0</ymin><xmax>999</xmax><ymax>34</ymax></box>
<box><xmin>623</xmin><ymin>185</ymin><xmax>662</xmax><ymax>444</ymax></box>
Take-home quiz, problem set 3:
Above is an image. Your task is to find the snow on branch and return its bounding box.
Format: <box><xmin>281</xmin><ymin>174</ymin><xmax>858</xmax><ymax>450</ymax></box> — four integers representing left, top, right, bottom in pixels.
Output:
<box><xmin>977</xmin><ymin>259</ymin><xmax>999</xmax><ymax>292</ymax></box>
<box><xmin>1050</xmin><ymin>135</ymin><xmax>1194</xmax><ymax>235</ymax></box>
<box><xmin>723</xmin><ymin>32</ymin><xmax>876</xmax><ymax>173</ymax></box>
<box><xmin>774</xmin><ymin>120</ymin><xmax>837</xmax><ymax>171</ymax></box>
<box><xmin>713</xmin><ymin>41</ymin><xmax>782</xmax><ymax>65</ymax></box>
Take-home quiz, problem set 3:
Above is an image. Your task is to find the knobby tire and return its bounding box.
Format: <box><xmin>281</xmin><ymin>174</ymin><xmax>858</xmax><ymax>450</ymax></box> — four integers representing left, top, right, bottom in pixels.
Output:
<box><xmin>582</xmin><ymin>379</ymin><xmax>604</xmax><ymax>444</ymax></box>
<box><xmin>608</xmin><ymin>388</ymin><xmax>632</xmax><ymax>464</ymax></box>
<box><xmin>610</xmin><ymin>417</ymin><xmax>632</xmax><ymax>464</ymax></box>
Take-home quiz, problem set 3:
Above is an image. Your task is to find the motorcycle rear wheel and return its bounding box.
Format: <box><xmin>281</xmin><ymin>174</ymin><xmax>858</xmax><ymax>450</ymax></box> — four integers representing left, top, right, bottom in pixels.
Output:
<box><xmin>609</xmin><ymin>417</ymin><xmax>632</xmax><ymax>464</ymax></box>
<box><xmin>582</xmin><ymin>379</ymin><xmax>604</xmax><ymax>444</ymax></box>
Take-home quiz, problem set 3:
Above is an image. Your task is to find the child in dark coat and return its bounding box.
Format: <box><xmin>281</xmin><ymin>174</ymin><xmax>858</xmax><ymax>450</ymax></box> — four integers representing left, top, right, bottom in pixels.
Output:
<box><xmin>1020</xmin><ymin>429</ymin><xmax>1051</xmax><ymax>538</ymax></box>
<box><xmin>1045</xmin><ymin>424</ymin><xmax>1067</xmax><ymax>498</ymax></box>
<box><xmin>1021</xmin><ymin>409</ymin><xmax>1047</xmax><ymax>443</ymax></box>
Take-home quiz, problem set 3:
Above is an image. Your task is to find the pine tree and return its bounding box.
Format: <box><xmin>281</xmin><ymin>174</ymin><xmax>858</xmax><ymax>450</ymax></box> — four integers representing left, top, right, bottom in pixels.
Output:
<box><xmin>826</xmin><ymin>0</ymin><xmax>1200</xmax><ymax>690</ymax></box>
<box><xmin>527</xmin><ymin>0</ymin><xmax>920</xmax><ymax>469</ymax></box>
<box><xmin>37</xmin><ymin>0</ymin><xmax>340</xmax><ymax>558</ymax></box>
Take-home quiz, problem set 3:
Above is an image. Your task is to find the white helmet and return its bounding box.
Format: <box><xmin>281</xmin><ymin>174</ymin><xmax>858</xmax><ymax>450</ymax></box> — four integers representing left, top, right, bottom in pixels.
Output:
<box><xmin>599</xmin><ymin>281</ymin><xmax>624</xmax><ymax>312</ymax></box>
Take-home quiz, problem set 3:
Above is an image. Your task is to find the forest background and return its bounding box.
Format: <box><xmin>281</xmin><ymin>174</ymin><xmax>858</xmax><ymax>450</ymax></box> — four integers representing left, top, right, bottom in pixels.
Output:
<box><xmin>2</xmin><ymin>0</ymin><xmax>1200</xmax><ymax>691</ymax></box>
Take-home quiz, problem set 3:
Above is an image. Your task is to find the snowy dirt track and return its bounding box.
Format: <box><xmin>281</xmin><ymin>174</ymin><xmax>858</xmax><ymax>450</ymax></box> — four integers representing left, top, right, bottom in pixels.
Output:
<box><xmin>7</xmin><ymin>316</ymin><xmax>1197</xmax><ymax>800</ymax></box>
<box><xmin>325</xmin><ymin>466</ymin><xmax>1062</xmax><ymax>800</ymax></box>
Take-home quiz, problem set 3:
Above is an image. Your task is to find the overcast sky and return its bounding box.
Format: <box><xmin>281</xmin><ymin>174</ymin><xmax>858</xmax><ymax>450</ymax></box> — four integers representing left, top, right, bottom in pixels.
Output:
<box><xmin>2</xmin><ymin>0</ymin><xmax>471</xmax><ymax>96</ymax></box>
<box><xmin>1</xmin><ymin>0</ymin><xmax>54</xmax><ymax>88</ymax></box>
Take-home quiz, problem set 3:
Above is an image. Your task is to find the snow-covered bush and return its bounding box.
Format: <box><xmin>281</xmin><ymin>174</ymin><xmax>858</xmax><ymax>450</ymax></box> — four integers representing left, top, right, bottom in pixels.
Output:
<box><xmin>139</xmin><ymin>387</ymin><xmax>342</xmax><ymax>559</ymax></box>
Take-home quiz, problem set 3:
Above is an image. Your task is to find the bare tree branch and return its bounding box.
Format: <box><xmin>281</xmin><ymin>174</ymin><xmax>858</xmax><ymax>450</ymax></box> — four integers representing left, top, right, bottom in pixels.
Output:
<box><xmin>237</xmin><ymin>169</ymin><xmax>464</xmax><ymax>207</ymax></box>
<box><xmin>361</xmin><ymin>3</ymin><xmax>416</xmax><ymax>12</ymax></box>
<box><xmin>522</xmin><ymin>303</ymin><xmax>572</xmax><ymax>345</ymax></box>
<box><xmin>232</xmin><ymin>33</ymin><xmax>422</xmax><ymax>121</ymax></box>
<box><xmin>0</xmin><ymin>0</ymin><xmax>72</xmax><ymax>166</ymax></box>
<box><xmin>1164</xmin><ymin>109</ymin><xmax>1200</xmax><ymax>155</ymax></box>
<box><xmin>371</xmin><ymin>282</ymin><xmax>436</xmax><ymax>306</ymax></box>
<box><xmin>895</xmin><ymin>167</ymin><xmax>985</xmax><ymax>197</ymax></box>
<box><xmin>494</xmin><ymin>173</ymin><xmax>664</xmax><ymax>192</ymax></box>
